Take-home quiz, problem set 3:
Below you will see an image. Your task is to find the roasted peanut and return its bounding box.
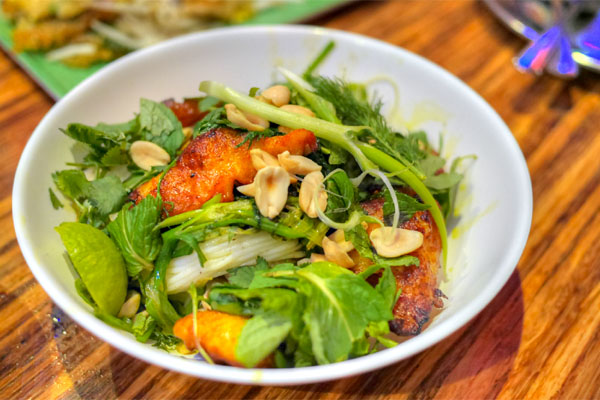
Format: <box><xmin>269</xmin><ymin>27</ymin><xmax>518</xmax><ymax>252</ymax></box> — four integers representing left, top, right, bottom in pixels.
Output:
<box><xmin>117</xmin><ymin>290</ymin><xmax>141</xmax><ymax>319</ymax></box>
<box><xmin>225</xmin><ymin>103</ymin><xmax>269</xmax><ymax>131</ymax></box>
<box><xmin>236</xmin><ymin>183</ymin><xmax>256</xmax><ymax>197</ymax></box>
<box><xmin>299</xmin><ymin>171</ymin><xmax>328</xmax><ymax>218</ymax></box>
<box><xmin>254</xmin><ymin>166</ymin><xmax>290</xmax><ymax>219</ymax></box>
<box><xmin>261</xmin><ymin>85</ymin><xmax>291</xmax><ymax>107</ymax></box>
<box><xmin>280</xmin><ymin>104</ymin><xmax>315</xmax><ymax>117</ymax></box>
<box><xmin>250</xmin><ymin>148</ymin><xmax>279</xmax><ymax>170</ymax></box>
<box><xmin>277</xmin><ymin>150</ymin><xmax>321</xmax><ymax>175</ymax></box>
<box><xmin>322</xmin><ymin>236</ymin><xmax>355</xmax><ymax>268</ymax></box>
<box><xmin>328</xmin><ymin>229</ymin><xmax>354</xmax><ymax>253</ymax></box>
<box><xmin>130</xmin><ymin>140</ymin><xmax>170</xmax><ymax>171</ymax></box>
<box><xmin>369</xmin><ymin>227</ymin><xmax>424</xmax><ymax>258</ymax></box>
<box><xmin>310</xmin><ymin>253</ymin><xmax>328</xmax><ymax>263</ymax></box>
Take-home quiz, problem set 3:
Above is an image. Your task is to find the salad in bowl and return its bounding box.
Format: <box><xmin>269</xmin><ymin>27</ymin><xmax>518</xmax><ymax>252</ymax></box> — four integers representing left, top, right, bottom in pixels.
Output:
<box><xmin>49</xmin><ymin>42</ymin><xmax>469</xmax><ymax>369</ymax></box>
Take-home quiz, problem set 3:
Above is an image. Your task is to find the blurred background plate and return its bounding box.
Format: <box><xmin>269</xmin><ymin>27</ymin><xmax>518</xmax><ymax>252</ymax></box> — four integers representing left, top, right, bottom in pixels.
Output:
<box><xmin>0</xmin><ymin>0</ymin><xmax>349</xmax><ymax>100</ymax></box>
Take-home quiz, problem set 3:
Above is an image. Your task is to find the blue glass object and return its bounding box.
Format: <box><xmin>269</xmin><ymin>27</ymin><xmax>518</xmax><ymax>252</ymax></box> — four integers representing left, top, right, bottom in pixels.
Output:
<box><xmin>516</xmin><ymin>26</ymin><xmax>561</xmax><ymax>73</ymax></box>
<box><xmin>577</xmin><ymin>13</ymin><xmax>600</xmax><ymax>59</ymax></box>
<box><xmin>548</xmin><ymin>33</ymin><xmax>579</xmax><ymax>77</ymax></box>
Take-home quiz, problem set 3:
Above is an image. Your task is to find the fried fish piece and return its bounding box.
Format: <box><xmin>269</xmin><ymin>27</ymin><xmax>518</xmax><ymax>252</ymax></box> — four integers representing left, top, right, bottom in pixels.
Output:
<box><xmin>12</xmin><ymin>16</ymin><xmax>92</xmax><ymax>52</ymax></box>
<box><xmin>130</xmin><ymin>127</ymin><xmax>318</xmax><ymax>215</ymax></box>
<box><xmin>359</xmin><ymin>197</ymin><xmax>443</xmax><ymax>336</ymax></box>
<box><xmin>173</xmin><ymin>310</ymin><xmax>273</xmax><ymax>367</ymax></box>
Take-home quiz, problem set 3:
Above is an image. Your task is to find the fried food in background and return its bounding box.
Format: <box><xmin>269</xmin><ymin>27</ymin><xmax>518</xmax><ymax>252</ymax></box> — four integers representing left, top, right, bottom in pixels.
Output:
<box><xmin>2</xmin><ymin>0</ymin><xmax>260</xmax><ymax>67</ymax></box>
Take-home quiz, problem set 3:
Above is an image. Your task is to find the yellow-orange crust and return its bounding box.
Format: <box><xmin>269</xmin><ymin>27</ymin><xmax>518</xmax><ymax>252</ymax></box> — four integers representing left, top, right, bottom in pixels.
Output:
<box><xmin>173</xmin><ymin>310</ymin><xmax>273</xmax><ymax>367</ymax></box>
<box><xmin>130</xmin><ymin>127</ymin><xmax>318</xmax><ymax>215</ymax></box>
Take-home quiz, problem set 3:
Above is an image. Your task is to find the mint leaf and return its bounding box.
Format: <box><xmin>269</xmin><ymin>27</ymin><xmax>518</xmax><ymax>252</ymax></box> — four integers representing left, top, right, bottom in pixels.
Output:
<box><xmin>198</xmin><ymin>96</ymin><xmax>220</xmax><ymax>111</ymax></box>
<box><xmin>107</xmin><ymin>195</ymin><xmax>162</xmax><ymax>277</ymax></box>
<box><xmin>345</xmin><ymin>223</ymin><xmax>375</xmax><ymax>260</ymax></box>
<box><xmin>325</xmin><ymin>169</ymin><xmax>355</xmax><ymax>222</ymax></box>
<box><xmin>236</xmin><ymin>311</ymin><xmax>292</xmax><ymax>367</ymax></box>
<box><xmin>84</xmin><ymin>175</ymin><xmax>128</xmax><ymax>215</ymax></box>
<box><xmin>227</xmin><ymin>257</ymin><xmax>269</xmax><ymax>288</ymax></box>
<box><xmin>249</xmin><ymin>263</ymin><xmax>298</xmax><ymax>289</ymax></box>
<box><xmin>296</xmin><ymin>262</ymin><xmax>392</xmax><ymax>364</ymax></box>
<box><xmin>95</xmin><ymin>117</ymin><xmax>140</xmax><ymax>141</ymax></box>
<box><xmin>425</xmin><ymin>172</ymin><xmax>462</xmax><ymax>190</ymax></box>
<box><xmin>139</xmin><ymin>98</ymin><xmax>184</xmax><ymax>157</ymax></box>
<box><xmin>382</xmin><ymin>189</ymin><xmax>430</xmax><ymax>220</ymax></box>
<box><xmin>62</xmin><ymin>123</ymin><xmax>121</xmax><ymax>150</ymax></box>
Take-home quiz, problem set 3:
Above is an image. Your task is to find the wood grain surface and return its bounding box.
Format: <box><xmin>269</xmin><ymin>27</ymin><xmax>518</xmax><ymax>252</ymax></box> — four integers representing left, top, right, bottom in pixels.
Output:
<box><xmin>2</xmin><ymin>1</ymin><xmax>600</xmax><ymax>398</ymax></box>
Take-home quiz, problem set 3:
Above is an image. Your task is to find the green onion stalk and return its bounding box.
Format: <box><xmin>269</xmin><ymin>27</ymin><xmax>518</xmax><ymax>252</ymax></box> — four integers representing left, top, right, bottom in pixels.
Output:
<box><xmin>198</xmin><ymin>81</ymin><xmax>448</xmax><ymax>266</ymax></box>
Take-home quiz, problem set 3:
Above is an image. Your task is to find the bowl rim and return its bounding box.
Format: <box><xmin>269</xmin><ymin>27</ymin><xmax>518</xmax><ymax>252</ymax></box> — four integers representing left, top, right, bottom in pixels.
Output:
<box><xmin>12</xmin><ymin>24</ymin><xmax>533</xmax><ymax>385</ymax></box>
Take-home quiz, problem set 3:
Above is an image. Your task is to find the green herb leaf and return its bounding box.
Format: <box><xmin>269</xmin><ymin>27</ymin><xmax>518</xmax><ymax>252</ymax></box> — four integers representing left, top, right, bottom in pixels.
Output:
<box><xmin>303</xmin><ymin>40</ymin><xmax>335</xmax><ymax>78</ymax></box>
<box><xmin>366</xmin><ymin>320</ymin><xmax>397</xmax><ymax>348</ymax></box>
<box><xmin>425</xmin><ymin>172</ymin><xmax>463</xmax><ymax>190</ymax></box>
<box><xmin>227</xmin><ymin>257</ymin><xmax>269</xmax><ymax>288</ymax></box>
<box><xmin>84</xmin><ymin>175</ymin><xmax>128</xmax><ymax>215</ymax></box>
<box><xmin>296</xmin><ymin>262</ymin><xmax>392</xmax><ymax>364</ymax></box>
<box><xmin>62</xmin><ymin>123</ymin><xmax>121</xmax><ymax>151</ymax></box>
<box><xmin>325</xmin><ymin>169</ymin><xmax>355</xmax><ymax>222</ymax></box>
<box><xmin>307</xmin><ymin>76</ymin><xmax>425</xmax><ymax>178</ymax></box>
<box><xmin>249</xmin><ymin>263</ymin><xmax>298</xmax><ymax>289</ymax></box>
<box><xmin>382</xmin><ymin>189</ymin><xmax>430</xmax><ymax>221</ymax></box>
<box><xmin>279</xmin><ymin>68</ymin><xmax>340</xmax><ymax>124</ymax></box>
<box><xmin>198</xmin><ymin>96</ymin><xmax>220</xmax><ymax>112</ymax></box>
<box><xmin>375</xmin><ymin>265</ymin><xmax>397</xmax><ymax>310</ymax></box>
<box><xmin>100</xmin><ymin>146</ymin><xmax>129</xmax><ymax>166</ymax></box>
<box><xmin>52</xmin><ymin>169</ymin><xmax>89</xmax><ymax>201</ymax></box>
<box><xmin>139</xmin><ymin>98</ymin><xmax>184</xmax><ymax>157</ymax></box>
<box><xmin>49</xmin><ymin>188</ymin><xmax>63</xmax><ymax>209</ymax></box>
<box><xmin>150</xmin><ymin>331</ymin><xmax>182</xmax><ymax>351</ymax></box>
<box><xmin>132</xmin><ymin>311</ymin><xmax>156</xmax><ymax>343</ymax></box>
<box><xmin>142</xmin><ymin>236</ymin><xmax>182</xmax><ymax>330</ymax></box>
<box><xmin>107</xmin><ymin>195</ymin><xmax>162</xmax><ymax>277</ymax></box>
<box><xmin>236</xmin><ymin>311</ymin><xmax>292</xmax><ymax>367</ymax></box>
<box><xmin>345</xmin><ymin>223</ymin><xmax>375</xmax><ymax>260</ymax></box>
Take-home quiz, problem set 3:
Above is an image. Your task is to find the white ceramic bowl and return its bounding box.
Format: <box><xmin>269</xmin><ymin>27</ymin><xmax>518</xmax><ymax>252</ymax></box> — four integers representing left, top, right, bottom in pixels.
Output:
<box><xmin>13</xmin><ymin>25</ymin><xmax>532</xmax><ymax>385</ymax></box>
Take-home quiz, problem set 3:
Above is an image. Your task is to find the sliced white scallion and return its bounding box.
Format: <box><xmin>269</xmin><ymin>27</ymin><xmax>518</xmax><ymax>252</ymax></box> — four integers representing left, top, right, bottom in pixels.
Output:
<box><xmin>166</xmin><ymin>230</ymin><xmax>304</xmax><ymax>294</ymax></box>
<box><xmin>351</xmin><ymin>169</ymin><xmax>401</xmax><ymax>229</ymax></box>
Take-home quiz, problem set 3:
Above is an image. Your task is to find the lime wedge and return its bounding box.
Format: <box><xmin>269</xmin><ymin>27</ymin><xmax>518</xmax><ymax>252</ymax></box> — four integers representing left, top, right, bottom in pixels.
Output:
<box><xmin>56</xmin><ymin>222</ymin><xmax>127</xmax><ymax>316</ymax></box>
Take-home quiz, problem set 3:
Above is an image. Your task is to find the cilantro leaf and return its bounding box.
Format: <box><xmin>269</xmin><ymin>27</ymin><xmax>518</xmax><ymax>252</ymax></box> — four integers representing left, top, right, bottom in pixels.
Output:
<box><xmin>52</xmin><ymin>169</ymin><xmax>89</xmax><ymax>201</ymax></box>
<box><xmin>101</xmin><ymin>146</ymin><xmax>129</xmax><ymax>166</ymax></box>
<box><xmin>84</xmin><ymin>175</ymin><xmax>128</xmax><ymax>215</ymax></box>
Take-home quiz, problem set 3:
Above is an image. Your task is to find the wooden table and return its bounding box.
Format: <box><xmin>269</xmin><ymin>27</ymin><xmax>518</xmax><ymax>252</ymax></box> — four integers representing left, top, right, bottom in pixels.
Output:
<box><xmin>2</xmin><ymin>1</ymin><xmax>600</xmax><ymax>398</ymax></box>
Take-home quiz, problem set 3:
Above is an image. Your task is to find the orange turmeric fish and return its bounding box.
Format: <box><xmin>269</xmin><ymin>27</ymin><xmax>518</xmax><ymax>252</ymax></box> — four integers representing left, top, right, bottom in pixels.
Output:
<box><xmin>173</xmin><ymin>310</ymin><xmax>273</xmax><ymax>367</ymax></box>
<box><xmin>130</xmin><ymin>127</ymin><xmax>318</xmax><ymax>215</ymax></box>
<box><xmin>360</xmin><ymin>197</ymin><xmax>444</xmax><ymax>336</ymax></box>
